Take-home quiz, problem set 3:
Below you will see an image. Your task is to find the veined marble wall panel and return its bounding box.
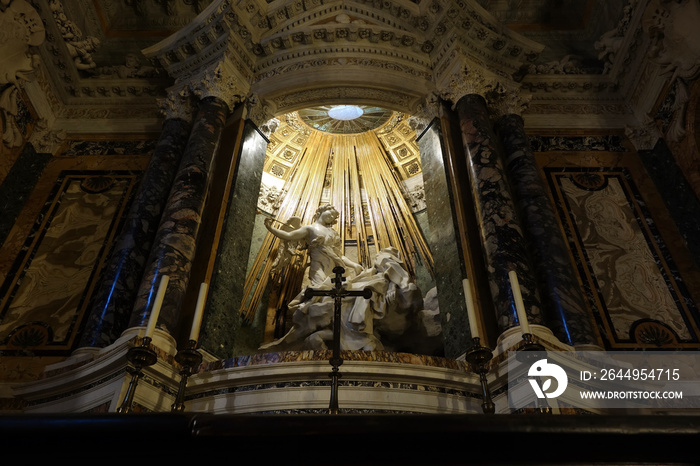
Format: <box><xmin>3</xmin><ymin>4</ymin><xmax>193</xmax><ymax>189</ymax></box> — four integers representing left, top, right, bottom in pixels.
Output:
<box><xmin>57</xmin><ymin>137</ymin><xmax>158</xmax><ymax>157</ymax></box>
<box><xmin>541</xmin><ymin>154</ymin><xmax>700</xmax><ymax>349</ymax></box>
<box><xmin>0</xmin><ymin>154</ymin><xmax>147</xmax><ymax>372</ymax></box>
<box><xmin>0</xmin><ymin>172</ymin><xmax>137</xmax><ymax>354</ymax></box>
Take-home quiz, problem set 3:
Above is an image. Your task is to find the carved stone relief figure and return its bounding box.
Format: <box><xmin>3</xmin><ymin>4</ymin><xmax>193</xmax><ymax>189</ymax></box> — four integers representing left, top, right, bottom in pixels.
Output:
<box><xmin>642</xmin><ymin>0</ymin><xmax>700</xmax><ymax>142</ymax></box>
<box><xmin>594</xmin><ymin>0</ymin><xmax>637</xmax><ymax>75</ymax></box>
<box><xmin>643</xmin><ymin>0</ymin><xmax>700</xmax><ymax>80</ymax></box>
<box><xmin>0</xmin><ymin>0</ymin><xmax>45</xmax><ymax>147</ymax></box>
<box><xmin>48</xmin><ymin>0</ymin><xmax>100</xmax><ymax>71</ymax></box>
<box><xmin>257</xmin><ymin>183</ymin><xmax>285</xmax><ymax>215</ymax></box>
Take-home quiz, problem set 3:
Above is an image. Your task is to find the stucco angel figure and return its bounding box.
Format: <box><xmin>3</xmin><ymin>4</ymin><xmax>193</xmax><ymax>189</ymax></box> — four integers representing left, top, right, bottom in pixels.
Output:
<box><xmin>259</xmin><ymin>205</ymin><xmax>424</xmax><ymax>352</ymax></box>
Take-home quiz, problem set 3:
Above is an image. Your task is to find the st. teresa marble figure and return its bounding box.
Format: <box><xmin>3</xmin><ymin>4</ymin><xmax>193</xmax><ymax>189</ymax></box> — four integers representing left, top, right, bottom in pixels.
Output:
<box><xmin>259</xmin><ymin>205</ymin><xmax>438</xmax><ymax>353</ymax></box>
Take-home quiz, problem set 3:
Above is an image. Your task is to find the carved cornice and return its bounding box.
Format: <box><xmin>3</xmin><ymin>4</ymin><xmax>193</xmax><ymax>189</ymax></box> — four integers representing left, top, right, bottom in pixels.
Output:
<box><xmin>143</xmin><ymin>0</ymin><xmax>255</xmax><ymax>81</ymax></box>
<box><xmin>253</xmin><ymin>54</ymin><xmax>433</xmax><ymax>85</ymax></box>
<box><xmin>23</xmin><ymin>0</ymin><xmax>173</xmax><ymax>121</ymax></box>
<box><xmin>141</xmin><ymin>0</ymin><xmax>255</xmax><ymax>113</ymax></box>
<box><xmin>19</xmin><ymin>0</ymin><xmax>677</xmax><ymax>133</ymax></box>
<box><xmin>240</xmin><ymin>0</ymin><xmax>543</xmax><ymax>70</ymax></box>
<box><xmin>250</xmin><ymin>7</ymin><xmax>433</xmax><ymax>64</ymax></box>
<box><xmin>271</xmin><ymin>85</ymin><xmax>419</xmax><ymax>114</ymax></box>
<box><xmin>430</xmin><ymin>7</ymin><xmax>543</xmax><ymax>78</ymax></box>
<box><xmin>521</xmin><ymin>74</ymin><xmax>619</xmax><ymax>95</ymax></box>
<box><xmin>237</xmin><ymin>0</ymin><xmax>422</xmax><ymax>42</ymax></box>
<box><xmin>525</xmin><ymin>102</ymin><xmax>630</xmax><ymax>116</ymax></box>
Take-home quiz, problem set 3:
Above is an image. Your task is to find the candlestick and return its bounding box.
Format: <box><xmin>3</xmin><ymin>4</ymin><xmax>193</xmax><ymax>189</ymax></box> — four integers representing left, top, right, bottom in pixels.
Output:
<box><xmin>189</xmin><ymin>282</ymin><xmax>208</xmax><ymax>342</ymax></box>
<box><xmin>116</xmin><ymin>337</ymin><xmax>157</xmax><ymax>413</ymax></box>
<box><xmin>466</xmin><ymin>337</ymin><xmax>495</xmax><ymax>414</ymax></box>
<box><xmin>462</xmin><ymin>278</ymin><xmax>479</xmax><ymax>339</ymax></box>
<box><xmin>171</xmin><ymin>339</ymin><xmax>203</xmax><ymax>412</ymax></box>
<box><xmin>508</xmin><ymin>270</ymin><xmax>530</xmax><ymax>335</ymax></box>
<box><xmin>145</xmin><ymin>274</ymin><xmax>169</xmax><ymax>338</ymax></box>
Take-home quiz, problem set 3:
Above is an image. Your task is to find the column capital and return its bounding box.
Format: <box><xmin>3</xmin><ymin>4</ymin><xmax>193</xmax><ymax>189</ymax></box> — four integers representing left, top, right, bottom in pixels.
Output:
<box><xmin>408</xmin><ymin>92</ymin><xmax>441</xmax><ymax>133</ymax></box>
<box><xmin>189</xmin><ymin>63</ymin><xmax>245</xmax><ymax>114</ymax></box>
<box><xmin>28</xmin><ymin>118</ymin><xmax>66</xmax><ymax>155</ymax></box>
<box><xmin>437</xmin><ymin>65</ymin><xmax>495</xmax><ymax>108</ymax></box>
<box><xmin>437</xmin><ymin>65</ymin><xmax>529</xmax><ymax>118</ymax></box>
<box><xmin>485</xmin><ymin>83</ymin><xmax>532</xmax><ymax>119</ymax></box>
<box><xmin>158</xmin><ymin>87</ymin><xmax>196</xmax><ymax>122</ymax></box>
<box><xmin>625</xmin><ymin>116</ymin><xmax>662</xmax><ymax>151</ymax></box>
<box><xmin>244</xmin><ymin>92</ymin><xmax>278</xmax><ymax>136</ymax></box>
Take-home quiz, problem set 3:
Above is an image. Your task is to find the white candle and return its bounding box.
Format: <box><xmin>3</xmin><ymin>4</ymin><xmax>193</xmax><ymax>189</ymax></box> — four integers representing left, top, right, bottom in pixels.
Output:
<box><xmin>189</xmin><ymin>282</ymin><xmax>208</xmax><ymax>342</ymax></box>
<box><xmin>508</xmin><ymin>270</ymin><xmax>530</xmax><ymax>335</ymax></box>
<box><xmin>145</xmin><ymin>274</ymin><xmax>169</xmax><ymax>339</ymax></box>
<box><xmin>462</xmin><ymin>278</ymin><xmax>479</xmax><ymax>339</ymax></box>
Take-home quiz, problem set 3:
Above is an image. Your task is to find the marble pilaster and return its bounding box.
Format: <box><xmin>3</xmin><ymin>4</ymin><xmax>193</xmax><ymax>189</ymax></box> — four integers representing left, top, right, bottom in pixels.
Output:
<box><xmin>636</xmin><ymin>138</ymin><xmax>700</xmax><ymax>269</ymax></box>
<box><xmin>455</xmin><ymin>94</ymin><xmax>543</xmax><ymax>333</ymax></box>
<box><xmin>77</xmin><ymin>117</ymin><xmax>192</xmax><ymax>349</ymax></box>
<box><xmin>495</xmin><ymin>114</ymin><xmax>597</xmax><ymax>347</ymax></box>
<box><xmin>0</xmin><ymin>143</ymin><xmax>51</xmax><ymax>247</ymax></box>
<box><xmin>200</xmin><ymin>120</ymin><xmax>269</xmax><ymax>358</ymax></box>
<box><xmin>128</xmin><ymin>96</ymin><xmax>229</xmax><ymax>338</ymax></box>
<box><xmin>417</xmin><ymin>119</ymin><xmax>471</xmax><ymax>358</ymax></box>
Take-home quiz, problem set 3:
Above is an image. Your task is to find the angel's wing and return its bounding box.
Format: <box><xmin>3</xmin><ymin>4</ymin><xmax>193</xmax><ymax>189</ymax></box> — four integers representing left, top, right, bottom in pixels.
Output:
<box><xmin>281</xmin><ymin>216</ymin><xmax>302</xmax><ymax>232</ymax></box>
<box><xmin>271</xmin><ymin>216</ymin><xmax>306</xmax><ymax>271</ymax></box>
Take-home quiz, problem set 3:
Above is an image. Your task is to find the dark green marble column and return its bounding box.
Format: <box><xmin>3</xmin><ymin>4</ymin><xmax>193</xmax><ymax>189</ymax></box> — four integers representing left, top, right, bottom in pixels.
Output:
<box><xmin>417</xmin><ymin>119</ymin><xmax>471</xmax><ymax>358</ymax></box>
<box><xmin>496</xmin><ymin>113</ymin><xmax>597</xmax><ymax>347</ymax></box>
<box><xmin>78</xmin><ymin>117</ymin><xmax>192</xmax><ymax>349</ymax></box>
<box><xmin>199</xmin><ymin>120</ymin><xmax>269</xmax><ymax>358</ymax></box>
<box><xmin>128</xmin><ymin>96</ymin><xmax>229</xmax><ymax>338</ymax></box>
<box><xmin>456</xmin><ymin>94</ymin><xmax>543</xmax><ymax>333</ymax></box>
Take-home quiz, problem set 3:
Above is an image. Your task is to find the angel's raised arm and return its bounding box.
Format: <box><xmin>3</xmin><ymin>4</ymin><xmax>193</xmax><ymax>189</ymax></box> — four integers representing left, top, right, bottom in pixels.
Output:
<box><xmin>264</xmin><ymin>217</ymin><xmax>309</xmax><ymax>242</ymax></box>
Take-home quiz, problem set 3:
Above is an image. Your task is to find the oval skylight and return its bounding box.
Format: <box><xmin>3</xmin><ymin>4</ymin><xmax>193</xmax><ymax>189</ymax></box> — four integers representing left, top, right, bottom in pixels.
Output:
<box><xmin>297</xmin><ymin>106</ymin><xmax>394</xmax><ymax>134</ymax></box>
<box><xmin>328</xmin><ymin>105</ymin><xmax>364</xmax><ymax>121</ymax></box>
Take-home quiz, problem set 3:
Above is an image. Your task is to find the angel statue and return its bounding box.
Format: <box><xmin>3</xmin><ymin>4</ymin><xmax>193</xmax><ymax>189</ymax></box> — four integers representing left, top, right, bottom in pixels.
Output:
<box><xmin>259</xmin><ymin>204</ymin><xmax>429</xmax><ymax>353</ymax></box>
<box><xmin>263</xmin><ymin>205</ymin><xmax>362</xmax><ymax>286</ymax></box>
